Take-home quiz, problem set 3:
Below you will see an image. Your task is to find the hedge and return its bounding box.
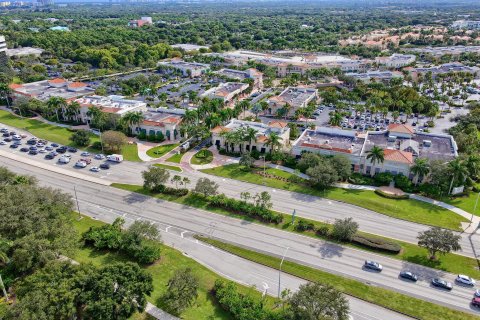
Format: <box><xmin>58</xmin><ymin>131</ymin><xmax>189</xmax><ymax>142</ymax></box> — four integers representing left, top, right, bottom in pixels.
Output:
<box><xmin>352</xmin><ymin>234</ymin><xmax>402</xmax><ymax>253</ymax></box>
<box><xmin>374</xmin><ymin>189</ymin><xmax>409</xmax><ymax>200</ymax></box>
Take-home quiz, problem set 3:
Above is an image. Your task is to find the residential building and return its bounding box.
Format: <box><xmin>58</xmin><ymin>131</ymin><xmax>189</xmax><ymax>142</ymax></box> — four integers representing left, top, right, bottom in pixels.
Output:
<box><xmin>292</xmin><ymin>124</ymin><xmax>458</xmax><ymax>180</ymax></box>
<box><xmin>211</xmin><ymin>119</ymin><xmax>290</xmax><ymax>153</ymax></box>
<box><xmin>6</xmin><ymin>47</ymin><xmax>44</xmax><ymax>58</ymax></box>
<box><xmin>407</xmin><ymin>63</ymin><xmax>480</xmax><ymax>81</ymax></box>
<box><xmin>451</xmin><ymin>20</ymin><xmax>480</xmax><ymax>30</ymax></box>
<box><xmin>375</xmin><ymin>54</ymin><xmax>416</xmax><ymax>69</ymax></box>
<box><xmin>128</xmin><ymin>17</ymin><xmax>153</xmax><ymax>28</ymax></box>
<box><xmin>73</xmin><ymin>95</ymin><xmax>147</xmax><ymax>124</ymax></box>
<box><xmin>158</xmin><ymin>60</ymin><xmax>210</xmax><ymax>77</ymax></box>
<box><xmin>9</xmin><ymin>78</ymin><xmax>94</xmax><ymax>102</ymax></box>
<box><xmin>267</xmin><ymin>87</ymin><xmax>318</xmax><ymax>117</ymax></box>
<box><xmin>0</xmin><ymin>35</ymin><xmax>7</xmax><ymax>69</ymax></box>
<box><xmin>345</xmin><ymin>70</ymin><xmax>404</xmax><ymax>83</ymax></box>
<box><xmin>134</xmin><ymin>109</ymin><xmax>183</xmax><ymax>141</ymax></box>
<box><xmin>201</xmin><ymin>82</ymin><xmax>249</xmax><ymax>104</ymax></box>
<box><xmin>215</xmin><ymin>68</ymin><xmax>263</xmax><ymax>89</ymax></box>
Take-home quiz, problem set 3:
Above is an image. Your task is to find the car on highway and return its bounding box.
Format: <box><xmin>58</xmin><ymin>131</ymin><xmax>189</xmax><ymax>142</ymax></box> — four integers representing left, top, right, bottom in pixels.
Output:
<box><xmin>90</xmin><ymin>166</ymin><xmax>100</xmax><ymax>172</ymax></box>
<box><xmin>20</xmin><ymin>147</ymin><xmax>29</xmax><ymax>152</ymax></box>
<box><xmin>364</xmin><ymin>260</ymin><xmax>383</xmax><ymax>271</ymax></box>
<box><xmin>94</xmin><ymin>154</ymin><xmax>105</xmax><ymax>160</ymax></box>
<box><xmin>56</xmin><ymin>147</ymin><xmax>67</xmax><ymax>154</ymax></box>
<box><xmin>75</xmin><ymin>161</ymin><xmax>87</xmax><ymax>168</ymax></box>
<box><xmin>472</xmin><ymin>297</ymin><xmax>480</xmax><ymax>308</ymax></box>
<box><xmin>99</xmin><ymin>163</ymin><xmax>110</xmax><ymax>170</ymax></box>
<box><xmin>431</xmin><ymin>278</ymin><xmax>452</xmax><ymax>290</ymax></box>
<box><xmin>80</xmin><ymin>158</ymin><xmax>92</xmax><ymax>165</ymax></box>
<box><xmin>9</xmin><ymin>144</ymin><xmax>18</xmax><ymax>149</ymax></box>
<box><xmin>456</xmin><ymin>275</ymin><xmax>476</xmax><ymax>286</ymax></box>
<box><xmin>399</xmin><ymin>271</ymin><xmax>418</xmax><ymax>282</ymax></box>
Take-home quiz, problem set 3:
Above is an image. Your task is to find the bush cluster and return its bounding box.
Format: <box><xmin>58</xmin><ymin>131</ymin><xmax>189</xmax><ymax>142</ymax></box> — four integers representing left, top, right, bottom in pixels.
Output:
<box><xmin>157</xmin><ymin>185</ymin><xmax>189</xmax><ymax>196</ymax></box>
<box><xmin>83</xmin><ymin>218</ymin><xmax>161</xmax><ymax>264</ymax></box>
<box><xmin>374</xmin><ymin>189</ymin><xmax>409</xmax><ymax>199</ymax></box>
<box><xmin>207</xmin><ymin>194</ymin><xmax>283</xmax><ymax>224</ymax></box>
<box><xmin>352</xmin><ymin>234</ymin><xmax>402</xmax><ymax>253</ymax></box>
<box><xmin>294</xmin><ymin>219</ymin><xmax>315</xmax><ymax>232</ymax></box>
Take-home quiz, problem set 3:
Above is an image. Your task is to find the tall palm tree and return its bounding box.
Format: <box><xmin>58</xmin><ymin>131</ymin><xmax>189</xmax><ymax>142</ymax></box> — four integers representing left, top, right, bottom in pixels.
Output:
<box><xmin>64</xmin><ymin>101</ymin><xmax>81</xmax><ymax>122</ymax></box>
<box><xmin>245</xmin><ymin>127</ymin><xmax>258</xmax><ymax>151</ymax></box>
<box><xmin>329</xmin><ymin>112</ymin><xmax>343</xmax><ymax>127</ymax></box>
<box><xmin>238</xmin><ymin>100</ymin><xmax>250</xmax><ymax>119</ymax></box>
<box><xmin>448</xmin><ymin>158</ymin><xmax>469</xmax><ymax>194</ymax></box>
<box><xmin>265</xmin><ymin>131</ymin><xmax>282</xmax><ymax>154</ymax></box>
<box><xmin>122</xmin><ymin>111</ymin><xmax>144</xmax><ymax>135</ymax></box>
<box><xmin>411</xmin><ymin>158</ymin><xmax>430</xmax><ymax>185</ymax></box>
<box><xmin>0</xmin><ymin>83</ymin><xmax>11</xmax><ymax>108</ymax></box>
<box><xmin>46</xmin><ymin>96</ymin><xmax>67</xmax><ymax>122</ymax></box>
<box><xmin>464</xmin><ymin>154</ymin><xmax>480</xmax><ymax>180</ymax></box>
<box><xmin>366</xmin><ymin>146</ymin><xmax>384</xmax><ymax>176</ymax></box>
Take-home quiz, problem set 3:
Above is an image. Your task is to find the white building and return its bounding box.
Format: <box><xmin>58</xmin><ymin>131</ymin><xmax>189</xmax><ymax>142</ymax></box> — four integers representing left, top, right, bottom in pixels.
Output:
<box><xmin>211</xmin><ymin>119</ymin><xmax>290</xmax><ymax>153</ymax></box>
<box><xmin>267</xmin><ymin>87</ymin><xmax>318</xmax><ymax>117</ymax></box>
<box><xmin>0</xmin><ymin>35</ymin><xmax>7</xmax><ymax>68</ymax></box>
<box><xmin>201</xmin><ymin>82</ymin><xmax>249</xmax><ymax>103</ymax></box>
<box><xmin>375</xmin><ymin>54</ymin><xmax>416</xmax><ymax>69</ymax></box>
<box><xmin>74</xmin><ymin>95</ymin><xmax>147</xmax><ymax>124</ymax></box>
<box><xmin>215</xmin><ymin>68</ymin><xmax>263</xmax><ymax>89</ymax></box>
<box><xmin>9</xmin><ymin>78</ymin><xmax>94</xmax><ymax>102</ymax></box>
<box><xmin>6</xmin><ymin>47</ymin><xmax>44</xmax><ymax>58</ymax></box>
<box><xmin>451</xmin><ymin>20</ymin><xmax>480</xmax><ymax>30</ymax></box>
<box><xmin>345</xmin><ymin>71</ymin><xmax>404</xmax><ymax>84</ymax></box>
<box><xmin>158</xmin><ymin>60</ymin><xmax>210</xmax><ymax>78</ymax></box>
<box><xmin>134</xmin><ymin>110</ymin><xmax>183</xmax><ymax>141</ymax></box>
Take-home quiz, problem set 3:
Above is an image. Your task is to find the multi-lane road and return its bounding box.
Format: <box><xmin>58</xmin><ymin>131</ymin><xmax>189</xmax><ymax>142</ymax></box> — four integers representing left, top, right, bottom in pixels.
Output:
<box><xmin>0</xmin><ymin>155</ymin><xmax>479</xmax><ymax>316</ymax></box>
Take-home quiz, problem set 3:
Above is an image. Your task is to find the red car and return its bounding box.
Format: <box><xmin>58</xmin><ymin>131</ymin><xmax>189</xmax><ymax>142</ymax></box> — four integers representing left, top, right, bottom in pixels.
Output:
<box><xmin>80</xmin><ymin>158</ymin><xmax>92</xmax><ymax>165</ymax></box>
<box><xmin>472</xmin><ymin>297</ymin><xmax>480</xmax><ymax>308</ymax></box>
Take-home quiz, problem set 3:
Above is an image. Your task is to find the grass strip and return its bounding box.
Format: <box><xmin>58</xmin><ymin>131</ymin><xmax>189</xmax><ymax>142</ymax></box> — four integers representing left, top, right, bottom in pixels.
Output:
<box><xmin>191</xmin><ymin>149</ymin><xmax>213</xmax><ymax>165</ymax></box>
<box><xmin>196</xmin><ymin>236</ymin><xmax>478</xmax><ymax>320</ymax></box>
<box><xmin>165</xmin><ymin>152</ymin><xmax>184</xmax><ymax>163</ymax></box>
<box><xmin>153</xmin><ymin>163</ymin><xmax>182</xmax><ymax>172</ymax></box>
<box><xmin>201</xmin><ymin>164</ymin><xmax>467</xmax><ymax>231</ymax></box>
<box><xmin>146</xmin><ymin>144</ymin><xmax>179</xmax><ymax>158</ymax></box>
<box><xmin>112</xmin><ymin>183</ymin><xmax>480</xmax><ymax>278</ymax></box>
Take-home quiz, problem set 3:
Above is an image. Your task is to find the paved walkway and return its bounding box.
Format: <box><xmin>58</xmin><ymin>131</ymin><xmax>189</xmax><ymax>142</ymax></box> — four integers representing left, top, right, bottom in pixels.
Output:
<box><xmin>145</xmin><ymin>302</ymin><xmax>179</xmax><ymax>320</ymax></box>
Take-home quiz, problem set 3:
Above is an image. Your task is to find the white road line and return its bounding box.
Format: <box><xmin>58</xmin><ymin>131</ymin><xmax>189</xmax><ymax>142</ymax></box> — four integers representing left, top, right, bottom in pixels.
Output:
<box><xmin>165</xmin><ymin>226</ymin><xmax>172</xmax><ymax>232</ymax></box>
<box><xmin>181</xmin><ymin>231</ymin><xmax>189</xmax><ymax>238</ymax></box>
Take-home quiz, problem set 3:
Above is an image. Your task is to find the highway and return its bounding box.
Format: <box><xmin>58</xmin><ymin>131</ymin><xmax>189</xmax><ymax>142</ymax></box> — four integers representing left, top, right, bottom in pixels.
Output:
<box><xmin>0</xmin><ymin>156</ymin><xmax>478</xmax><ymax>316</ymax></box>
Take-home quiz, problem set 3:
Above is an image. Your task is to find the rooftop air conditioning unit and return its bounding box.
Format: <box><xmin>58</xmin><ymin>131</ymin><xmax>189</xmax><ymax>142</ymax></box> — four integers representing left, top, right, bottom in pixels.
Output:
<box><xmin>423</xmin><ymin>140</ymin><xmax>432</xmax><ymax>147</ymax></box>
<box><xmin>388</xmin><ymin>135</ymin><xmax>397</xmax><ymax>142</ymax></box>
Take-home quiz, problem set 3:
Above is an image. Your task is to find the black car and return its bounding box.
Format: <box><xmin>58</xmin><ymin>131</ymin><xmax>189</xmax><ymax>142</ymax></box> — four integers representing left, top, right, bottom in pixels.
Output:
<box><xmin>27</xmin><ymin>139</ymin><xmax>37</xmax><ymax>145</ymax></box>
<box><xmin>13</xmin><ymin>141</ymin><xmax>22</xmax><ymax>145</ymax></box>
<box><xmin>399</xmin><ymin>271</ymin><xmax>418</xmax><ymax>282</ymax></box>
<box><xmin>56</xmin><ymin>147</ymin><xmax>67</xmax><ymax>154</ymax></box>
<box><xmin>431</xmin><ymin>278</ymin><xmax>452</xmax><ymax>290</ymax></box>
<box><xmin>29</xmin><ymin>150</ymin><xmax>38</xmax><ymax>155</ymax></box>
<box><xmin>29</xmin><ymin>146</ymin><xmax>37</xmax><ymax>151</ymax></box>
<box><xmin>51</xmin><ymin>143</ymin><xmax>59</xmax><ymax>147</ymax></box>
<box><xmin>20</xmin><ymin>147</ymin><xmax>29</xmax><ymax>152</ymax></box>
<box><xmin>3</xmin><ymin>137</ymin><xmax>11</xmax><ymax>142</ymax></box>
<box><xmin>9</xmin><ymin>131</ymin><xmax>15</xmax><ymax>136</ymax></box>
<box><xmin>2</xmin><ymin>133</ymin><xmax>9</xmax><ymax>137</ymax></box>
<box><xmin>99</xmin><ymin>163</ymin><xmax>110</xmax><ymax>170</ymax></box>
<box><xmin>9</xmin><ymin>144</ymin><xmax>18</xmax><ymax>149</ymax></box>
<box><xmin>67</xmin><ymin>147</ymin><xmax>77</xmax><ymax>153</ymax></box>
<box><xmin>364</xmin><ymin>260</ymin><xmax>383</xmax><ymax>271</ymax></box>
<box><xmin>45</xmin><ymin>153</ymin><xmax>56</xmax><ymax>159</ymax></box>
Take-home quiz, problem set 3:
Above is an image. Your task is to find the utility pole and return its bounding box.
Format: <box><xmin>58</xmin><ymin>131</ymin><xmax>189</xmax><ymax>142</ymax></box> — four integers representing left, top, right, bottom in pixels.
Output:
<box><xmin>74</xmin><ymin>185</ymin><xmax>81</xmax><ymax>220</ymax></box>
<box><xmin>278</xmin><ymin>246</ymin><xmax>289</xmax><ymax>298</ymax></box>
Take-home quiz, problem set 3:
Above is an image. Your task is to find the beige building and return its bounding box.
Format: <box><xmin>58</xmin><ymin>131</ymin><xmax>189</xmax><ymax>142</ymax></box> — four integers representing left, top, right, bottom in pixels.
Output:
<box><xmin>267</xmin><ymin>87</ymin><xmax>318</xmax><ymax>117</ymax></box>
<box><xmin>134</xmin><ymin>111</ymin><xmax>183</xmax><ymax>141</ymax></box>
<box><xmin>201</xmin><ymin>82</ymin><xmax>249</xmax><ymax>104</ymax></box>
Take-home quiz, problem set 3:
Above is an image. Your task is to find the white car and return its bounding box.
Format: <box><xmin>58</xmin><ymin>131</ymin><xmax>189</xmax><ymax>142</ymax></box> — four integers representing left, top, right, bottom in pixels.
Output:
<box><xmin>90</xmin><ymin>166</ymin><xmax>100</xmax><ymax>172</ymax></box>
<box><xmin>94</xmin><ymin>154</ymin><xmax>106</xmax><ymax>160</ymax></box>
<box><xmin>0</xmin><ymin>141</ymin><xmax>6</xmax><ymax>145</ymax></box>
<box><xmin>81</xmin><ymin>151</ymin><xmax>91</xmax><ymax>156</ymax></box>
<box><xmin>39</xmin><ymin>149</ymin><xmax>48</xmax><ymax>153</ymax></box>
<box><xmin>12</xmin><ymin>135</ymin><xmax>22</xmax><ymax>140</ymax></box>
<box><xmin>456</xmin><ymin>275</ymin><xmax>476</xmax><ymax>286</ymax></box>
<box><xmin>64</xmin><ymin>154</ymin><xmax>72</xmax><ymax>159</ymax></box>
<box><xmin>75</xmin><ymin>161</ymin><xmax>87</xmax><ymax>168</ymax></box>
<box><xmin>58</xmin><ymin>156</ymin><xmax>70</xmax><ymax>164</ymax></box>
<box><xmin>475</xmin><ymin>289</ymin><xmax>480</xmax><ymax>297</ymax></box>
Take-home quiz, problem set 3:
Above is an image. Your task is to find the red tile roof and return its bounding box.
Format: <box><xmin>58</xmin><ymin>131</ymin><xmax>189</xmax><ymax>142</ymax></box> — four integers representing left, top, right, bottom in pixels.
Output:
<box><xmin>9</xmin><ymin>83</ymin><xmax>23</xmax><ymax>89</ymax></box>
<box><xmin>388</xmin><ymin>123</ymin><xmax>414</xmax><ymax>135</ymax></box>
<box><xmin>211</xmin><ymin>126</ymin><xmax>230</xmax><ymax>134</ymax></box>
<box><xmin>48</xmin><ymin>78</ymin><xmax>66</xmax><ymax>84</ymax></box>
<box><xmin>268</xmin><ymin>120</ymin><xmax>288</xmax><ymax>129</ymax></box>
<box><xmin>300</xmin><ymin>142</ymin><xmax>352</xmax><ymax>154</ymax></box>
<box><xmin>383</xmin><ymin>149</ymin><xmax>413</xmax><ymax>164</ymax></box>
<box><xmin>100</xmin><ymin>107</ymin><xmax>122</xmax><ymax>113</ymax></box>
<box><xmin>67</xmin><ymin>82</ymin><xmax>87</xmax><ymax>88</ymax></box>
<box><xmin>142</xmin><ymin>120</ymin><xmax>165</xmax><ymax>127</ymax></box>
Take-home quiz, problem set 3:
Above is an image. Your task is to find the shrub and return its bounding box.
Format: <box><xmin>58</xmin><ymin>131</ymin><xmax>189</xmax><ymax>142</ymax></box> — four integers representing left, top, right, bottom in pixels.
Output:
<box><xmin>394</xmin><ymin>174</ymin><xmax>413</xmax><ymax>192</ymax></box>
<box><xmin>316</xmin><ymin>225</ymin><xmax>330</xmax><ymax>237</ymax></box>
<box><xmin>352</xmin><ymin>234</ymin><xmax>402</xmax><ymax>253</ymax></box>
<box><xmin>331</xmin><ymin>217</ymin><xmax>358</xmax><ymax>241</ymax></box>
<box><xmin>162</xmin><ymin>187</ymin><xmax>189</xmax><ymax>196</ymax></box>
<box><xmin>374</xmin><ymin>189</ymin><xmax>409</xmax><ymax>199</ymax></box>
<box><xmin>373</xmin><ymin>172</ymin><xmax>394</xmax><ymax>186</ymax></box>
<box><xmin>295</xmin><ymin>219</ymin><xmax>315</xmax><ymax>232</ymax></box>
<box><xmin>348</xmin><ymin>172</ymin><xmax>375</xmax><ymax>186</ymax></box>
<box><xmin>91</xmin><ymin>141</ymin><xmax>103</xmax><ymax>150</ymax></box>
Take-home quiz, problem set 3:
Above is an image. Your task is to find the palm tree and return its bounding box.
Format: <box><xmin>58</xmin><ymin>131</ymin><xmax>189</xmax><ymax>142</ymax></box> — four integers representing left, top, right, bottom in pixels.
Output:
<box><xmin>464</xmin><ymin>154</ymin><xmax>480</xmax><ymax>180</ymax></box>
<box><xmin>0</xmin><ymin>83</ymin><xmax>11</xmax><ymax>108</ymax></box>
<box><xmin>366</xmin><ymin>146</ymin><xmax>384</xmax><ymax>176</ymax></box>
<box><xmin>122</xmin><ymin>111</ymin><xmax>144</xmax><ymax>135</ymax></box>
<box><xmin>245</xmin><ymin>127</ymin><xmax>258</xmax><ymax>151</ymax></box>
<box><xmin>205</xmin><ymin>114</ymin><xmax>221</xmax><ymax>129</ymax></box>
<box><xmin>265</xmin><ymin>131</ymin><xmax>282</xmax><ymax>154</ymax></box>
<box><xmin>329</xmin><ymin>112</ymin><xmax>343</xmax><ymax>127</ymax></box>
<box><xmin>448</xmin><ymin>159</ymin><xmax>469</xmax><ymax>194</ymax></box>
<box><xmin>64</xmin><ymin>101</ymin><xmax>81</xmax><ymax>122</ymax></box>
<box><xmin>237</xmin><ymin>100</ymin><xmax>250</xmax><ymax>119</ymax></box>
<box><xmin>411</xmin><ymin>158</ymin><xmax>430</xmax><ymax>185</ymax></box>
<box><xmin>46</xmin><ymin>96</ymin><xmax>67</xmax><ymax>122</ymax></box>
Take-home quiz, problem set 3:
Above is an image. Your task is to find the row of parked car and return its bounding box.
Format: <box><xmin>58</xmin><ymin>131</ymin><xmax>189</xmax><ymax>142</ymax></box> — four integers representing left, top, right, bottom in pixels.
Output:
<box><xmin>364</xmin><ymin>260</ymin><xmax>480</xmax><ymax>307</ymax></box>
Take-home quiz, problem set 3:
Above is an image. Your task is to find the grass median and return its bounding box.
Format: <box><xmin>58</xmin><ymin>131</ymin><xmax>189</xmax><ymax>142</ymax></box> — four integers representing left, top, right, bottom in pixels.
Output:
<box><xmin>71</xmin><ymin>213</ymin><xmax>275</xmax><ymax>320</ymax></box>
<box><xmin>165</xmin><ymin>152</ymin><xmax>184</xmax><ymax>163</ymax></box>
<box><xmin>146</xmin><ymin>144</ymin><xmax>178</xmax><ymax>158</ymax></box>
<box><xmin>196</xmin><ymin>236</ymin><xmax>478</xmax><ymax>320</ymax></box>
<box><xmin>112</xmin><ymin>183</ymin><xmax>480</xmax><ymax>278</ymax></box>
<box><xmin>201</xmin><ymin>164</ymin><xmax>467</xmax><ymax>231</ymax></box>
<box><xmin>191</xmin><ymin>149</ymin><xmax>213</xmax><ymax>165</ymax></box>
<box><xmin>153</xmin><ymin>163</ymin><xmax>182</xmax><ymax>172</ymax></box>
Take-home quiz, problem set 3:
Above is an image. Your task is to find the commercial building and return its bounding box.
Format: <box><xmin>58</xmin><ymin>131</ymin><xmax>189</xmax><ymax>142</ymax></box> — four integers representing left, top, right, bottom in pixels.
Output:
<box><xmin>211</xmin><ymin>119</ymin><xmax>290</xmax><ymax>153</ymax></box>
<box><xmin>9</xmin><ymin>78</ymin><xmax>94</xmax><ymax>102</ymax></box>
<box><xmin>6</xmin><ymin>47</ymin><xmax>44</xmax><ymax>58</ymax></box>
<box><xmin>345</xmin><ymin>70</ymin><xmax>404</xmax><ymax>83</ymax></box>
<box><xmin>201</xmin><ymin>82</ymin><xmax>249</xmax><ymax>103</ymax></box>
<box><xmin>375</xmin><ymin>54</ymin><xmax>416</xmax><ymax>69</ymax></box>
<box><xmin>73</xmin><ymin>95</ymin><xmax>147</xmax><ymax>124</ymax></box>
<box><xmin>407</xmin><ymin>63</ymin><xmax>480</xmax><ymax>81</ymax></box>
<box><xmin>267</xmin><ymin>87</ymin><xmax>318</xmax><ymax>117</ymax></box>
<box><xmin>408</xmin><ymin>46</ymin><xmax>480</xmax><ymax>58</ymax></box>
<box><xmin>292</xmin><ymin>124</ymin><xmax>457</xmax><ymax>180</ymax></box>
<box><xmin>134</xmin><ymin>109</ymin><xmax>183</xmax><ymax>141</ymax></box>
<box><xmin>158</xmin><ymin>60</ymin><xmax>210</xmax><ymax>78</ymax></box>
<box><xmin>451</xmin><ymin>20</ymin><xmax>480</xmax><ymax>30</ymax></box>
<box><xmin>172</xmin><ymin>44</ymin><xmax>210</xmax><ymax>51</ymax></box>
<box><xmin>215</xmin><ymin>68</ymin><xmax>263</xmax><ymax>89</ymax></box>
<box><xmin>128</xmin><ymin>17</ymin><xmax>153</xmax><ymax>28</ymax></box>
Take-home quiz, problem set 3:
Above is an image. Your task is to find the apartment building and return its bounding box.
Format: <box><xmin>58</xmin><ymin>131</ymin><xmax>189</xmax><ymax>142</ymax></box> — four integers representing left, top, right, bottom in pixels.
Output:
<box><xmin>375</xmin><ymin>54</ymin><xmax>416</xmax><ymax>69</ymax></box>
<box><xmin>73</xmin><ymin>95</ymin><xmax>147</xmax><ymax>124</ymax></box>
<box><xmin>292</xmin><ymin>124</ymin><xmax>458</xmax><ymax>180</ymax></box>
<box><xmin>158</xmin><ymin>60</ymin><xmax>210</xmax><ymax>78</ymax></box>
<box><xmin>267</xmin><ymin>87</ymin><xmax>318</xmax><ymax>117</ymax></box>
<box><xmin>211</xmin><ymin>119</ymin><xmax>290</xmax><ymax>153</ymax></box>
<box><xmin>215</xmin><ymin>68</ymin><xmax>263</xmax><ymax>89</ymax></box>
<box><xmin>9</xmin><ymin>78</ymin><xmax>94</xmax><ymax>102</ymax></box>
<box><xmin>201</xmin><ymin>82</ymin><xmax>249</xmax><ymax>103</ymax></box>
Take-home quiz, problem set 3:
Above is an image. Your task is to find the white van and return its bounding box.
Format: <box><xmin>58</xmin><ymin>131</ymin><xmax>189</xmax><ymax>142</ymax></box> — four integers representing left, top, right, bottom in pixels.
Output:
<box><xmin>107</xmin><ymin>154</ymin><xmax>123</xmax><ymax>163</ymax></box>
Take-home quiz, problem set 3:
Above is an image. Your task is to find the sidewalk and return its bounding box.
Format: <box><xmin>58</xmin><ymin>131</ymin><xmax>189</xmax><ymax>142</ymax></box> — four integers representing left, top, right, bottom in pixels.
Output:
<box><xmin>145</xmin><ymin>302</ymin><xmax>179</xmax><ymax>320</ymax></box>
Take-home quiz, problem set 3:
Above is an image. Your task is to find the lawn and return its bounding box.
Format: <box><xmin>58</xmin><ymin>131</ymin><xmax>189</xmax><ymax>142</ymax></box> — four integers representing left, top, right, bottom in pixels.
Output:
<box><xmin>191</xmin><ymin>149</ymin><xmax>213</xmax><ymax>165</ymax></box>
<box><xmin>201</xmin><ymin>164</ymin><xmax>467</xmax><ymax>231</ymax></box>
<box><xmin>121</xmin><ymin>144</ymin><xmax>142</xmax><ymax>162</ymax></box>
<box><xmin>441</xmin><ymin>192</ymin><xmax>480</xmax><ymax>217</ymax></box>
<box><xmin>165</xmin><ymin>152</ymin><xmax>184</xmax><ymax>163</ymax></box>
<box><xmin>71</xmin><ymin>214</ymin><xmax>274</xmax><ymax>320</ymax></box>
<box><xmin>153</xmin><ymin>163</ymin><xmax>182</xmax><ymax>172</ymax></box>
<box><xmin>146</xmin><ymin>144</ymin><xmax>178</xmax><ymax>158</ymax></box>
<box><xmin>112</xmin><ymin>183</ymin><xmax>480</xmax><ymax>278</ymax></box>
<box><xmin>197</xmin><ymin>236</ymin><xmax>477</xmax><ymax>320</ymax></box>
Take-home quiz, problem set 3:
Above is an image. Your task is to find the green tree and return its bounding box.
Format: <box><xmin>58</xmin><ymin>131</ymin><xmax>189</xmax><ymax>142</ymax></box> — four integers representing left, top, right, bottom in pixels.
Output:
<box><xmin>287</xmin><ymin>282</ymin><xmax>349</xmax><ymax>320</ymax></box>
<box><xmin>411</xmin><ymin>158</ymin><xmax>430</xmax><ymax>185</ymax></box>
<box><xmin>142</xmin><ymin>166</ymin><xmax>170</xmax><ymax>192</ymax></box>
<box><xmin>239</xmin><ymin>152</ymin><xmax>255</xmax><ymax>169</ymax></box>
<box><xmin>122</xmin><ymin>111</ymin><xmax>144</xmax><ymax>135</ymax></box>
<box><xmin>366</xmin><ymin>146</ymin><xmax>384</xmax><ymax>176</ymax></box>
<box><xmin>70</xmin><ymin>129</ymin><xmax>91</xmax><ymax>147</ymax></box>
<box><xmin>306</xmin><ymin>163</ymin><xmax>339</xmax><ymax>189</ymax></box>
<box><xmin>171</xmin><ymin>175</ymin><xmax>182</xmax><ymax>189</ymax></box>
<box><xmin>162</xmin><ymin>268</ymin><xmax>199</xmax><ymax>315</ymax></box>
<box><xmin>331</xmin><ymin>217</ymin><xmax>358</xmax><ymax>241</ymax></box>
<box><xmin>417</xmin><ymin>227</ymin><xmax>461</xmax><ymax>260</ymax></box>
<box><xmin>329</xmin><ymin>112</ymin><xmax>343</xmax><ymax>127</ymax></box>
<box><xmin>265</xmin><ymin>131</ymin><xmax>282</xmax><ymax>154</ymax></box>
<box><xmin>102</xmin><ymin>130</ymin><xmax>127</xmax><ymax>152</ymax></box>
<box><xmin>46</xmin><ymin>96</ymin><xmax>67</xmax><ymax>122</ymax></box>
<box><xmin>331</xmin><ymin>155</ymin><xmax>352</xmax><ymax>181</ymax></box>
<box><xmin>193</xmin><ymin>177</ymin><xmax>219</xmax><ymax>197</ymax></box>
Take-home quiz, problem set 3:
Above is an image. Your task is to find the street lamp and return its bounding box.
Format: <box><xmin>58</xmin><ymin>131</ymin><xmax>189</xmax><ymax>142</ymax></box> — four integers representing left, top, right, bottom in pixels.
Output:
<box><xmin>260</xmin><ymin>155</ymin><xmax>266</xmax><ymax>185</ymax></box>
<box><xmin>278</xmin><ymin>246</ymin><xmax>290</xmax><ymax>298</ymax></box>
<box><xmin>472</xmin><ymin>192</ymin><xmax>479</xmax><ymax>225</ymax></box>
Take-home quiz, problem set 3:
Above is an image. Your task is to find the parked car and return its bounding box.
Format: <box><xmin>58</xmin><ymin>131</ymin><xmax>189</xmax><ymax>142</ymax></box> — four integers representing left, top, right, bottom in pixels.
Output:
<box><xmin>68</xmin><ymin>147</ymin><xmax>78</xmax><ymax>153</ymax></box>
<box><xmin>0</xmin><ymin>141</ymin><xmax>7</xmax><ymax>145</ymax></box>
<box><xmin>107</xmin><ymin>154</ymin><xmax>123</xmax><ymax>163</ymax></box>
<box><xmin>51</xmin><ymin>143</ymin><xmax>59</xmax><ymax>147</ymax></box>
<box><xmin>456</xmin><ymin>275</ymin><xmax>476</xmax><ymax>286</ymax></box>
<box><xmin>364</xmin><ymin>260</ymin><xmax>383</xmax><ymax>271</ymax></box>
<box><xmin>56</xmin><ymin>147</ymin><xmax>67</xmax><ymax>154</ymax></box>
<box><xmin>29</xmin><ymin>150</ymin><xmax>38</xmax><ymax>155</ymax></box>
<box><xmin>3</xmin><ymin>137</ymin><xmax>11</xmax><ymax>142</ymax></box>
<box><xmin>29</xmin><ymin>146</ymin><xmax>37</xmax><ymax>151</ymax></box>
<box><xmin>39</xmin><ymin>149</ymin><xmax>48</xmax><ymax>154</ymax></box>
<box><xmin>81</xmin><ymin>152</ymin><xmax>91</xmax><ymax>157</ymax></box>
<box><xmin>399</xmin><ymin>271</ymin><xmax>418</xmax><ymax>282</ymax></box>
<box><xmin>472</xmin><ymin>297</ymin><xmax>480</xmax><ymax>308</ymax></box>
<box><xmin>431</xmin><ymin>278</ymin><xmax>452</xmax><ymax>290</ymax></box>
<box><xmin>99</xmin><ymin>163</ymin><xmax>110</xmax><ymax>170</ymax></box>
<box><xmin>45</xmin><ymin>153</ymin><xmax>56</xmax><ymax>160</ymax></box>
<box><xmin>475</xmin><ymin>289</ymin><xmax>480</xmax><ymax>297</ymax></box>
<box><xmin>45</xmin><ymin>146</ymin><xmax>53</xmax><ymax>151</ymax></box>
<box><xmin>9</xmin><ymin>144</ymin><xmax>18</xmax><ymax>149</ymax></box>
<box><xmin>75</xmin><ymin>161</ymin><xmax>87</xmax><ymax>168</ymax></box>
<box><xmin>90</xmin><ymin>166</ymin><xmax>100</xmax><ymax>172</ymax></box>
<box><xmin>27</xmin><ymin>139</ymin><xmax>37</xmax><ymax>145</ymax></box>
<box><xmin>2</xmin><ymin>133</ymin><xmax>10</xmax><ymax>137</ymax></box>
<box><xmin>12</xmin><ymin>135</ymin><xmax>21</xmax><ymax>141</ymax></box>
<box><xmin>58</xmin><ymin>156</ymin><xmax>70</xmax><ymax>164</ymax></box>
<box><xmin>94</xmin><ymin>154</ymin><xmax>106</xmax><ymax>160</ymax></box>
<box><xmin>20</xmin><ymin>147</ymin><xmax>29</xmax><ymax>152</ymax></box>
<box><xmin>81</xmin><ymin>158</ymin><xmax>92</xmax><ymax>165</ymax></box>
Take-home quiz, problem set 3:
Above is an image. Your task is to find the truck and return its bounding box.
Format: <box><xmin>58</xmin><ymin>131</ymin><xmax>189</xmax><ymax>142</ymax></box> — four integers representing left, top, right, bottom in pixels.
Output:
<box><xmin>106</xmin><ymin>154</ymin><xmax>123</xmax><ymax>163</ymax></box>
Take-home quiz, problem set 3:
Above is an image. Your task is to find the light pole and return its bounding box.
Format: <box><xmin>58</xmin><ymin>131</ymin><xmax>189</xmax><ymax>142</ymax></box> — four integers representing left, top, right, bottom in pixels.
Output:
<box><xmin>260</xmin><ymin>155</ymin><xmax>266</xmax><ymax>185</ymax></box>
<box><xmin>74</xmin><ymin>185</ymin><xmax>81</xmax><ymax>220</ymax></box>
<box><xmin>472</xmin><ymin>192</ymin><xmax>480</xmax><ymax>225</ymax></box>
<box><xmin>278</xmin><ymin>246</ymin><xmax>289</xmax><ymax>298</ymax></box>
